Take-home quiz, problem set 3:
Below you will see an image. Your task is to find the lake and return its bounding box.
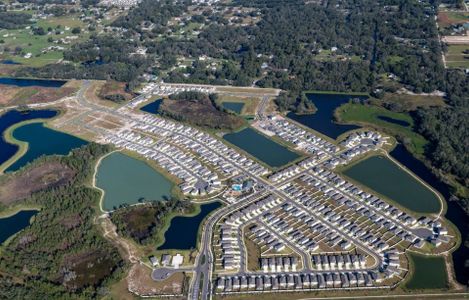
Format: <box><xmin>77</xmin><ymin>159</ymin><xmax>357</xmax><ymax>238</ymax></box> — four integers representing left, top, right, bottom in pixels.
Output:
<box><xmin>222</xmin><ymin>102</ymin><xmax>244</xmax><ymax>114</ymax></box>
<box><xmin>96</xmin><ymin>152</ymin><xmax>174</xmax><ymax>211</ymax></box>
<box><xmin>5</xmin><ymin>122</ymin><xmax>88</xmax><ymax>172</ymax></box>
<box><xmin>287</xmin><ymin>93</ymin><xmax>366</xmax><ymax>139</ymax></box>
<box><xmin>223</xmin><ymin>127</ymin><xmax>301</xmax><ymax>168</ymax></box>
<box><xmin>140</xmin><ymin>99</ymin><xmax>162</xmax><ymax>114</ymax></box>
<box><xmin>0</xmin><ymin>77</ymin><xmax>66</xmax><ymax>88</ymax></box>
<box><xmin>343</xmin><ymin>155</ymin><xmax>441</xmax><ymax>214</ymax></box>
<box><xmin>0</xmin><ymin>210</ymin><xmax>38</xmax><ymax>244</ymax></box>
<box><xmin>0</xmin><ymin>109</ymin><xmax>58</xmax><ymax>168</ymax></box>
<box><xmin>158</xmin><ymin>201</ymin><xmax>222</xmax><ymax>250</ymax></box>
<box><xmin>404</xmin><ymin>253</ymin><xmax>448</xmax><ymax>290</ymax></box>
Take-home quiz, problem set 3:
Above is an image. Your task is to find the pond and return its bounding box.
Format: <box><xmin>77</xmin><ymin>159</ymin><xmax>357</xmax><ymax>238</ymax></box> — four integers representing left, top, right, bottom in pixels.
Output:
<box><xmin>140</xmin><ymin>99</ymin><xmax>162</xmax><ymax>114</ymax></box>
<box><xmin>342</xmin><ymin>155</ymin><xmax>441</xmax><ymax>214</ymax></box>
<box><xmin>1</xmin><ymin>60</ymin><xmax>21</xmax><ymax>65</ymax></box>
<box><xmin>0</xmin><ymin>210</ymin><xmax>38</xmax><ymax>244</ymax></box>
<box><xmin>223</xmin><ymin>127</ymin><xmax>301</xmax><ymax>168</ymax></box>
<box><xmin>0</xmin><ymin>109</ymin><xmax>58</xmax><ymax>168</ymax></box>
<box><xmin>390</xmin><ymin>144</ymin><xmax>469</xmax><ymax>285</ymax></box>
<box><xmin>404</xmin><ymin>253</ymin><xmax>448</xmax><ymax>290</ymax></box>
<box><xmin>96</xmin><ymin>152</ymin><xmax>174</xmax><ymax>211</ymax></box>
<box><xmin>0</xmin><ymin>77</ymin><xmax>66</xmax><ymax>88</ymax></box>
<box><xmin>377</xmin><ymin>115</ymin><xmax>411</xmax><ymax>127</ymax></box>
<box><xmin>287</xmin><ymin>93</ymin><xmax>366</xmax><ymax>139</ymax></box>
<box><xmin>222</xmin><ymin>102</ymin><xmax>244</xmax><ymax>114</ymax></box>
<box><xmin>5</xmin><ymin>122</ymin><xmax>88</xmax><ymax>172</ymax></box>
<box><xmin>158</xmin><ymin>201</ymin><xmax>222</xmax><ymax>250</ymax></box>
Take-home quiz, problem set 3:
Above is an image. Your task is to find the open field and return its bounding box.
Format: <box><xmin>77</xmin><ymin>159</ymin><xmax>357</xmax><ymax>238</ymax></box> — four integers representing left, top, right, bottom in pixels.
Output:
<box><xmin>379</xmin><ymin>93</ymin><xmax>446</xmax><ymax>111</ymax></box>
<box><xmin>0</xmin><ymin>80</ymin><xmax>79</xmax><ymax>107</ymax></box>
<box><xmin>445</xmin><ymin>44</ymin><xmax>469</xmax><ymax>68</ymax></box>
<box><xmin>127</xmin><ymin>263</ymin><xmax>186</xmax><ymax>297</ymax></box>
<box><xmin>0</xmin><ymin>161</ymin><xmax>75</xmax><ymax>205</ymax></box>
<box><xmin>437</xmin><ymin>11</ymin><xmax>469</xmax><ymax>28</ymax></box>
<box><xmin>0</xmin><ymin>11</ymin><xmax>89</xmax><ymax>67</ymax></box>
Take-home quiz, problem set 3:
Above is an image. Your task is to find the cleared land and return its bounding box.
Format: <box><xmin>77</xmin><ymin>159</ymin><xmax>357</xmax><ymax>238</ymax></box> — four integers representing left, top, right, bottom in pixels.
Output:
<box><xmin>438</xmin><ymin>11</ymin><xmax>469</xmax><ymax>28</ymax></box>
<box><xmin>380</xmin><ymin>93</ymin><xmax>446</xmax><ymax>111</ymax></box>
<box><xmin>445</xmin><ymin>44</ymin><xmax>469</xmax><ymax>68</ymax></box>
<box><xmin>127</xmin><ymin>264</ymin><xmax>186</xmax><ymax>296</ymax></box>
<box><xmin>0</xmin><ymin>161</ymin><xmax>75</xmax><ymax>205</ymax></box>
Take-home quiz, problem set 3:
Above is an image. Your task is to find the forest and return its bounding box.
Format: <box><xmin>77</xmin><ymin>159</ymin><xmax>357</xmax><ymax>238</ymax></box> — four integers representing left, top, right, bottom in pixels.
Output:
<box><xmin>0</xmin><ymin>144</ymin><xmax>125</xmax><ymax>299</ymax></box>
<box><xmin>110</xmin><ymin>199</ymin><xmax>194</xmax><ymax>245</ymax></box>
<box><xmin>0</xmin><ymin>12</ymin><xmax>32</xmax><ymax>29</ymax></box>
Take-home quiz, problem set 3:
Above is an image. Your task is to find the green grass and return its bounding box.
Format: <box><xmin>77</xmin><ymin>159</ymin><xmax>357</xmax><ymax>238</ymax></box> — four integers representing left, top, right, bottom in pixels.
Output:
<box><xmin>445</xmin><ymin>44</ymin><xmax>469</xmax><ymax>69</ymax></box>
<box><xmin>335</xmin><ymin>103</ymin><xmax>428</xmax><ymax>156</ymax></box>
<box><xmin>0</xmin><ymin>13</ymin><xmax>89</xmax><ymax>67</ymax></box>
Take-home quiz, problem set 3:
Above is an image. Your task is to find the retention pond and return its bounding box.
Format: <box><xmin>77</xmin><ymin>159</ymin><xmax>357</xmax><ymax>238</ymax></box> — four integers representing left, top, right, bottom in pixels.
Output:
<box><xmin>342</xmin><ymin>155</ymin><xmax>441</xmax><ymax>214</ymax></box>
<box><xmin>223</xmin><ymin>127</ymin><xmax>300</xmax><ymax>168</ymax></box>
<box><xmin>158</xmin><ymin>201</ymin><xmax>222</xmax><ymax>250</ymax></box>
<box><xmin>96</xmin><ymin>152</ymin><xmax>173</xmax><ymax>211</ymax></box>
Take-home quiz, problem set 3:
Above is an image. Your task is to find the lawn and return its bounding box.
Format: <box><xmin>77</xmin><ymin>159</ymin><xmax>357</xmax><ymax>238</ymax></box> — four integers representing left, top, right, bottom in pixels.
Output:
<box><xmin>380</xmin><ymin>93</ymin><xmax>446</xmax><ymax>111</ymax></box>
<box><xmin>445</xmin><ymin>44</ymin><xmax>469</xmax><ymax>69</ymax></box>
<box><xmin>335</xmin><ymin>103</ymin><xmax>428</xmax><ymax>156</ymax></box>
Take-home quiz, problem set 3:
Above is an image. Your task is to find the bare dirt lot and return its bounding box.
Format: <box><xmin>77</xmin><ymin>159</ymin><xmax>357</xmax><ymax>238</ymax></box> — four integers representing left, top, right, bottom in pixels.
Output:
<box><xmin>0</xmin><ymin>161</ymin><xmax>75</xmax><ymax>205</ymax></box>
<box><xmin>127</xmin><ymin>264</ymin><xmax>185</xmax><ymax>297</ymax></box>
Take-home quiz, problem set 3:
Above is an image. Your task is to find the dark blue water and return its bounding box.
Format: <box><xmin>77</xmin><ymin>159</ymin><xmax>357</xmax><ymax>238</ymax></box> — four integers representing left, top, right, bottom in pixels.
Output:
<box><xmin>0</xmin><ymin>77</ymin><xmax>66</xmax><ymax>88</ymax></box>
<box><xmin>287</xmin><ymin>93</ymin><xmax>366</xmax><ymax>139</ymax></box>
<box><xmin>390</xmin><ymin>144</ymin><xmax>469</xmax><ymax>285</ymax></box>
<box><xmin>1</xmin><ymin>60</ymin><xmax>21</xmax><ymax>65</ymax></box>
<box><xmin>377</xmin><ymin>115</ymin><xmax>411</xmax><ymax>127</ymax></box>
<box><xmin>158</xmin><ymin>201</ymin><xmax>222</xmax><ymax>250</ymax></box>
<box><xmin>6</xmin><ymin>122</ymin><xmax>88</xmax><ymax>172</ymax></box>
<box><xmin>0</xmin><ymin>210</ymin><xmax>38</xmax><ymax>244</ymax></box>
<box><xmin>140</xmin><ymin>99</ymin><xmax>162</xmax><ymax>114</ymax></box>
<box><xmin>224</xmin><ymin>127</ymin><xmax>301</xmax><ymax>168</ymax></box>
<box><xmin>0</xmin><ymin>109</ymin><xmax>58</xmax><ymax>167</ymax></box>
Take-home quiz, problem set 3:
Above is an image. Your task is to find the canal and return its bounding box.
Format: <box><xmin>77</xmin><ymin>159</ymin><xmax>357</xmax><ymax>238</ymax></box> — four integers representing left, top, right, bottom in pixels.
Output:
<box><xmin>342</xmin><ymin>155</ymin><xmax>441</xmax><ymax>214</ymax></box>
<box><xmin>223</xmin><ymin>127</ymin><xmax>301</xmax><ymax>168</ymax></box>
<box><xmin>286</xmin><ymin>93</ymin><xmax>365</xmax><ymax>139</ymax></box>
<box><xmin>96</xmin><ymin>152</ymin><xmax>174</xmax><ymax>211</ymax></box>
<box><xmin>6</xmin><ymin>122</ymin><xmax>88</xmax><ymax>172</ymax></box>
<box><xmin>0</xmin><ymin>210</ymin><xmax>38</xmax><ymax>244</ymax></box>
<box><xmin>158</xmin><ymin>201</ymin><xmax>222</xmax><ymax>250</ymax></box>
